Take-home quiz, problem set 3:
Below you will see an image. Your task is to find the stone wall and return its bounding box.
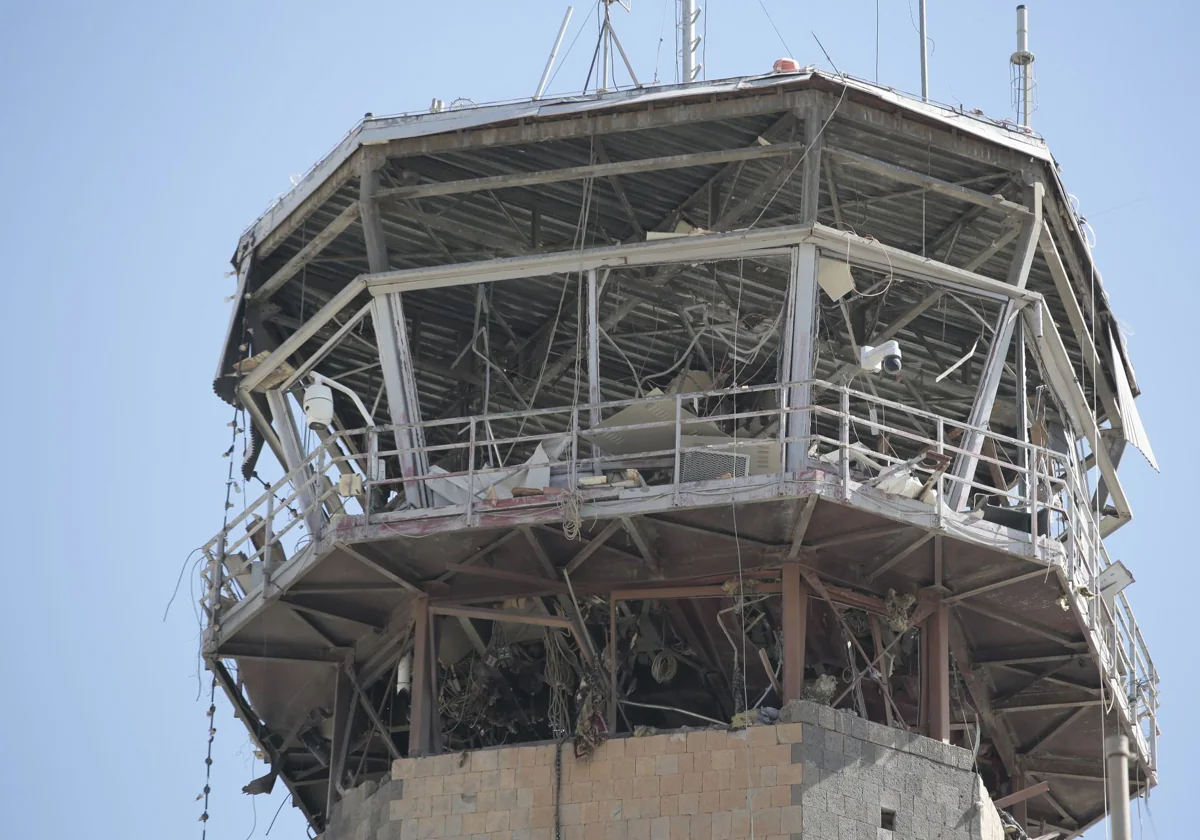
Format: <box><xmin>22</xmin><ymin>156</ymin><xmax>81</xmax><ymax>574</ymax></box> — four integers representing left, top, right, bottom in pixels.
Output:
<box><xmin>321</xmin><ymin>702</ymin><xmax>1003</xmax><ymax>840</ymax></box>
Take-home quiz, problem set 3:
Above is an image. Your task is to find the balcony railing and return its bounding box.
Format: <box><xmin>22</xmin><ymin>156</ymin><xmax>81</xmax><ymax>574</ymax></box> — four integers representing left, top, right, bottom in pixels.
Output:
<box><xmin>198</xmin><ymin>377</ymin><xmax>1157</xmax><ymax>767</ymax></box>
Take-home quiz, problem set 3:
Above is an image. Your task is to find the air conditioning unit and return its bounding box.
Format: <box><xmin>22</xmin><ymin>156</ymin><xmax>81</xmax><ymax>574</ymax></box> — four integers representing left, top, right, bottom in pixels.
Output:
<box><xmin>680</xmin><ymin>449</ymin><xmax>750</xmax><ymax>483</ymax></box>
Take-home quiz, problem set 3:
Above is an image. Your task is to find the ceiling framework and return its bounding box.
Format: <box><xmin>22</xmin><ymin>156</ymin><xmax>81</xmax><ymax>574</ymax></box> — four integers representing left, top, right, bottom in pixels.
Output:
<box><xmin>203</xmin><ymin>71</ymin><xmax>1158</xmax><ymax>837</ymax></box>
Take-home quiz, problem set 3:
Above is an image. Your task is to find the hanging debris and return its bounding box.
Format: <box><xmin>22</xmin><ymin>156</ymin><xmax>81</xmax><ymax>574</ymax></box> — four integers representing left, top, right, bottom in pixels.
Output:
<box><xmin>885</xmin><ymin>589</ymin><xmax>917</xmax><ymax>632</ymax></box>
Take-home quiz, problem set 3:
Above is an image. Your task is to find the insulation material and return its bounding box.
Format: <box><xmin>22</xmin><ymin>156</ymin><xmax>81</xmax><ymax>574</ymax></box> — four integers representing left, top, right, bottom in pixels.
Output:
<box><xmin>583</xmin><ymin>396</ymin><xmax>724</xmax><ymax>455</ymax></box>
<box><xmin>817</xmin><ymin>256</ymin><xmax>856</xmax><ymax>301</ymax></box>
<box><xmin>426</xmin><ymin>442</ymin><xmax>556</xmax><ymax>505</ymax></box>
<box><xmin>1109</xmin><ymin>328</ymin><xmax>1158</xmax><ymax>471</ymax></box>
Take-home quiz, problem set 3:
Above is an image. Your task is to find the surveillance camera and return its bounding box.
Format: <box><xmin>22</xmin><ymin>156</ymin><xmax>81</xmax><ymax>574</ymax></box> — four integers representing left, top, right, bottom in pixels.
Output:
<box><xmin>860</xmin><ymin>340</ymin><xmax>902</xmax><ymax>375</ymax></box>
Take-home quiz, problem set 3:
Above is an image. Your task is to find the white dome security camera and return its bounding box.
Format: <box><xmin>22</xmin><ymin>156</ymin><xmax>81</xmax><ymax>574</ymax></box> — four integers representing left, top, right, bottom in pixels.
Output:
<box><xmin>860</xmin><ymin>340</ymin><xmax>902</xmax><ymax>375</ymax></box>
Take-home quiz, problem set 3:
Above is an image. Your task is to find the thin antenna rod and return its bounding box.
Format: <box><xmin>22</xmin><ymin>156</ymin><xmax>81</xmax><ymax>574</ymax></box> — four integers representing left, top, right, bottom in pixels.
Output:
<box><xmin>919</xmin><ymin>0</ymin><xmax>929</xmax><ymax>101</ymax></box>
<box><xmin>534</xmin><ymin>6</ymin><xmax>575</xmax><ymax>100</ymax></box>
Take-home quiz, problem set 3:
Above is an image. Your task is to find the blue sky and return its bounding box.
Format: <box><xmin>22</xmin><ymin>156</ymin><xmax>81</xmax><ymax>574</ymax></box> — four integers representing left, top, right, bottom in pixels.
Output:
<box><xmin>0</xmin><ymin>1</ymin><xmax>1192</xmax><ymax>837</ymax></box>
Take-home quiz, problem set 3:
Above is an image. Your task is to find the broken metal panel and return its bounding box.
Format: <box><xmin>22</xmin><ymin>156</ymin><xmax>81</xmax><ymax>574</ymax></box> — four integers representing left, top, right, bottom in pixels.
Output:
<box><xmin>1108</xmin><ymin>327</ymin><xmax>1158</xmax><ymax>472</ymax></box>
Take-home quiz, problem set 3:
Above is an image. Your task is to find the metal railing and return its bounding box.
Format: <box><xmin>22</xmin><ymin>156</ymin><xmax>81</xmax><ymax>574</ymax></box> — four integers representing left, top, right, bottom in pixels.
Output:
<box><xmin>199</xmin><ymin>377</ymin><xmax>1157</xmax><ymax>766</ymax></box>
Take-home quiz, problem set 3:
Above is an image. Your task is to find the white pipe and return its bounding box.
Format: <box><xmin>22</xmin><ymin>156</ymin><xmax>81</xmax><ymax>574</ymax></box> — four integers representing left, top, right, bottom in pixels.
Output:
<box><xmin>533</xmin><ymin>7</ymin><xmax>574</xmax><ymax>100</ymax></box>
<box><xmin>312</xmin><ymin>372</ymin><xmax>374</xmax><ymax>430</ymax></box>
<box><xmin>681</xmin><ymin>0</ymin><xmax>697</xmax><ymax>82</ymax></box>
<box><xmin>919</xmin><ymin>0</ymin><xmax>929</xmax><ymax>101</ymax></box>
<box><xmin>1016</xmin><ymin>4</ymin><xmax>1029</xmax><ymax>53</ymax></box>
<box><xmin>1105</xmin><ymin>734</ymin><xmax>1132</xmax><ymax>840</ymax></box>
<box><xmin>396</xmin><ymin>653</ymin><xmax>413</xmax><ymax>694</ymax></box>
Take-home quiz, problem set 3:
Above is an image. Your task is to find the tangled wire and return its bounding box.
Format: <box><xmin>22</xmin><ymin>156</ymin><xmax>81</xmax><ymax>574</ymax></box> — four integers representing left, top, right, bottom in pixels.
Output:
<box><xmin>573</xmin><ymin>658</ymin><xmax>609</xmax><ymax>760</ymax></box>
<box><xmin>544</xmin><ymin>627</ymin><xmax>578</xmax><ymax>739</ymax></box>
<box><xmin>557</xmin><ymin>489</ymin><xmax>584</xmax><ymax>541</ymax></box>
<box><xmin>717</xmin><ymin>578</ymin><xmax>771</xmax><ymax>714</ymax></box>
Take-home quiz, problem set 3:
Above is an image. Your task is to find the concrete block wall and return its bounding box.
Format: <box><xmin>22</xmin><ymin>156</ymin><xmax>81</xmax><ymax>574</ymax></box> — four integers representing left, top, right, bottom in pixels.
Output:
<box><xmin>320</xmin><ymin>702</ymin><xmax>1003</xmax><ymax>840</ymax></box>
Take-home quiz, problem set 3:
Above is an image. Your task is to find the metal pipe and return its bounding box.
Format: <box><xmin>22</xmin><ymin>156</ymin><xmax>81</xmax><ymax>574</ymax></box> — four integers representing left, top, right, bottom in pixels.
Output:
<box><xmin>919</xmin><ymin>0</ymin><xmax>929</xmax><ymax>101</ymax></box>
<box><xmin>534</xmin><ymin>6</ymin><xmax>574</xmax><ymax>100</ymax></box>
<box><xmin>1012</xmin><ymin>4</ymin><xmax>1035</xmax><ymax>128</ymax></box>
<box><xmin>1105</xmin><ymin>734</ymin><xmax>1132</xmax><ymax>840</ymax></box>
<box><xmin>681</xmin><ymin>0</ymin><xmax>696</xmax><ymax>82</ymax></box>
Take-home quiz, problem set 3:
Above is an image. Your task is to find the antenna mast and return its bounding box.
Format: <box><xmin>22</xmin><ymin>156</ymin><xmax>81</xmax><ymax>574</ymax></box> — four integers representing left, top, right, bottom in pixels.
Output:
<box><xmin>680</xmin><ymin>0</ymin><xmax>702</xmax><ymax>82</ymax></box>
<box><xmin>919</xmin><ymin>0</ymin><xmax>929</xmax><ymax>100</ymax></box>
<box><xmin>588</xmin><ymin>1</ymin><xmax>640</xmax><ymax>92</ymax></box>
<box><xmin>1010</xmin><ymin>4</ymin><xmax>1036</xmax><ymax>127</ymax></box>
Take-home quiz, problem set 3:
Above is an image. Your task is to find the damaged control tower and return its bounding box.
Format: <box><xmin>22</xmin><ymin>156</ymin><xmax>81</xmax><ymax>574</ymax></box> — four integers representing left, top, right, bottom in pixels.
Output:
<box><xmin>202</xmin><ymin>55</ymin><xmax>1160</xmax><ymax>840</ymax></box>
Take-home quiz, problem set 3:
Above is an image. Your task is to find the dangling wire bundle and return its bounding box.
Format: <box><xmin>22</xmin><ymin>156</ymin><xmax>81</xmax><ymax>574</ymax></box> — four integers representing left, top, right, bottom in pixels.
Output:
<box><xmin>544</xmin><ymin>627</ymin><xmax>577</xmax><ymax>739</ymax></box>
<box><xmin>573</xmin><ymin>657</ymin><xmax>609</xmax><ymax>760</ymax></box>
<box><xmin>650</xmin><ymin>649</ymin><xmax>678</xmax><ymax>684</ymax></box>
<box><xmin>717</xmin><ymin>577</ymin><xmax>771</xmax><ymax>715</ymax></box>
<box><xmin>557</xmin><ymin>489</ymin><xmax>584</xmax><ymax>541</ymax></box>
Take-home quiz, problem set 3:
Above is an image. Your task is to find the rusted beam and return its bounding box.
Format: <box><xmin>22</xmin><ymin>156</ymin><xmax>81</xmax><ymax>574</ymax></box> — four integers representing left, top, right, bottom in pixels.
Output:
<box><xmin>920</xmin><ymin>589</ymin><xmax>951</xmax><ymax>743</ymax></box>
<box><xmin>948</xmin><ymin>612</ymin><xmax>1021</xmax><ymax>776</ymax></box>
<box><xmin>781</xmin><ymin>563</ymin><xmax>810</xmax><ymax>703</ymax></box>
<box><xmin>994</xmin><ymin>781</ymin><xmax>1050</xmax><ymax>810</ymax></box>
<box><xmin>956</xmin><ymin>601</ymin><xmax>1082</xmax><ymax>649</ymax></box>
<box><xmin>440</xmin><ymin>563</ymin><xmax>569</xmax><ymax>592</ymax></box>
<box><xmin>865</xmin><ymin>532</ymin><xmax>934</xmax><ymax>582</ymax></box>
<box><xmin>430</xmin><ymin>604</ymin><xmax>575</xmax><ymax>628</ymax></box>
<box><xmin>620</xmin><ymin>516</ymin><xmax>662</xmax><ymax>574</ymax></box>
<box><xmin>786</xmin><ymin>496</ymin><xmax>819</xmax><ymax>562</ymax></box>
<box><xmin>1024</xmin><ymin>705</ymin><xmax>1093</xmax><ymax>757</ymax></box>
<box><xmin>338</xmin><ymin>543</ymin><xmax>422</xmax><ymax>592</ymax></box>
<box><xmin>564</xmin><ymin>519</ymin><xmax>625</xmax><ymax>574</ymax></box>
<box><xmin>438</xmin><ymin>530</ymin><xmax>523</xmax><ymax>583</ymax></box>
<box><xmin>346</xmin><ymin>667</ymin><xmax>402</xmax><ymax>761</ymax></box>
<box><xmin>521</xmin><ymin>525</ymin><xmax>558</xmax><ymax>577</ymax></box>
<box><xmin>612</xmin><ymin>582</ymin><xmax>782</xmax><ymax>601</ymax></box>
<box><xmin>806</xmin><ymin>523</ymin><xmax>912</xmax><ymax>550</ymax></box>
<box><xmin>944</xmin><ymin>568</ymin><xmax>1048</xmax><ymax>604</ymax></box>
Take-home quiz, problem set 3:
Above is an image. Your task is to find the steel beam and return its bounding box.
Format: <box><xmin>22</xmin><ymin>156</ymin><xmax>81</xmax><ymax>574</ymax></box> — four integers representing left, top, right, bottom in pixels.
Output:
<box><xmin>948</xmin><ymin>613</ymin><xmax>1022</xmax><ymax>776</ymax></box>
<box><xmin>265</xmin><ymin>389</ymin><xmax>323</xmax><ymax>536</ymax></box>
<box><xmin>948</xmin><ymin>181</ymin><xmax>1043</xmax><ymax>510</ymax></box>
<box><xmin>253</xmin><ymin>202</ymin><xmax>362</xmax><ymax>302</ymax></box>
<box><xmin>825</xmin><ymin>147</ymin><xmax>1030</xmax><ymax>217</ymax></box>
<box><xmin>327</xmin><ymin>666</ymin><xmax>354</xmax><ymax>807</ymax></box>
<box><xmin>361</xmin><ymin>154</ymin><xmax>430</xmax><ymax>509</ymax></box>
<box><xmin>407</xmin><ymin>598</ymin><xmax>434</xmax><ymax>756</ymax></box>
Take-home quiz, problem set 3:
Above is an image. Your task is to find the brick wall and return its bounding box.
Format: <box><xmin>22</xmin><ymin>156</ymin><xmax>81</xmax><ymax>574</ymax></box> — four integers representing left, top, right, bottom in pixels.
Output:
<box><xmin>321</xmin><ymin>702</ymin><xmax>1003</xmax><ymax>840</ymax></box>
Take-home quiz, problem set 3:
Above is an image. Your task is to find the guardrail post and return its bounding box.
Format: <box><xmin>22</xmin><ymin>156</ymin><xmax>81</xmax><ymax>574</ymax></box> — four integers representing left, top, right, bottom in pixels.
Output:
<box><xmin>839</xmin><ymin>387</ymin><xmax>850</xmax><ymax>501</ymax></box>
<box><xmin>264</xmin><ymin>494</ymin><xmax>275</xmax><ymax>584</ymax></box>
<box><xmin>570</xmin><ymin>406</ymin><xmax>580</xmax><ymax>494</ymax></box>
<box><xmin>1029</xmin><ymin>446</ymin><xmax>1040</xmax><ymax>560</ymax></box>
<box><xmin>366</xmin><ymin>430</ymin><xmax>379</xmax><ymax>516</ymax></box>
<box><xmin>673</xmin><ymin>394</ymin><xmax>683</xmax><ymax>505</ymax></box>
<box><xmin>936</xmin><ymin>418</ymin><xmax>945</xmax><ymax>529</ymax></box>
<box><xmin>467</xmin><ymin>418</ymin><xmax>477</xmax><ymax>526</ymax></box>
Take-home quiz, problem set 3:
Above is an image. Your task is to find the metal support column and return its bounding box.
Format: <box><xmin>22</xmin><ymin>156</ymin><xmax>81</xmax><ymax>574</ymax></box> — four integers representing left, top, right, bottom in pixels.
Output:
<box><xmin>361</xmin><ymin>153</ymin><xmax>429</xmax><ymax>508</ymax></box>
<box><xmin>948</xmin><ymin>181</ymin><xmax>1043</xmax><ymax>509</ymax></box>
<box><xmin>587</xmin><ymin>268</ymin><xmax>602</xmax><ymax>472</ymax></box>
<box><xmin>781</xmin><ymin>563</ymin><xmax>810</xmax><ymax>703</ymax></box>
<box><xmin>920</xmin><ymin>588</ymin><xmax>950</xmax><ymax>743</ymax></box>
<box><xmin>264</xmin><ymin>389</ymin><xmax>322</xmax><ymax>535</ymax></box>
<box><xmin>326</xmin><ymin>666</ymin><xmax>354</xmax><ymax>812</ymax></box>
<box><xmin>783</xmin><ymin>244</ymin><xmax>819</xmax><ymax>473</ymax></box>
<box><xmin>408</xmin><ymin>597</ymin><xmax>435</xmax><ymax>756</ymax></box>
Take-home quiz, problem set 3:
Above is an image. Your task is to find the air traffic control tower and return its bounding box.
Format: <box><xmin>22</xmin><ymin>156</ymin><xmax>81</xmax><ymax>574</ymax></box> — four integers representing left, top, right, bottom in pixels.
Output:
<box><xmin>200</xmin><ymin>59</ymin><xmax>1159</xmax><ymax>840</ymax></box>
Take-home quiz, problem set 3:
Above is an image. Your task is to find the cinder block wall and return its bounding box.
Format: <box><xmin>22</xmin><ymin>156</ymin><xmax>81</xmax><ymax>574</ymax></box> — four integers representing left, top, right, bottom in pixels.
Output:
<box><xmin>321</xmin><ymin>702</ymin><xmax>1004</xmax><ymax>840</ymax></box>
